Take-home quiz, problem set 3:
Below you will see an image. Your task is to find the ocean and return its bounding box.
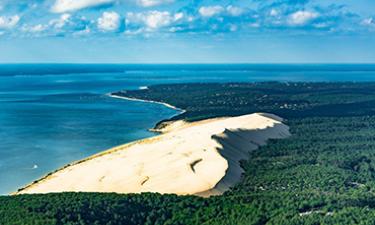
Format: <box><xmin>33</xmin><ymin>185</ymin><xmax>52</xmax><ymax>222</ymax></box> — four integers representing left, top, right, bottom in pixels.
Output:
<box><xmin>1</xmin><ymin>64</ymin><xmax>375</xmax><ymax>195</ymax></box>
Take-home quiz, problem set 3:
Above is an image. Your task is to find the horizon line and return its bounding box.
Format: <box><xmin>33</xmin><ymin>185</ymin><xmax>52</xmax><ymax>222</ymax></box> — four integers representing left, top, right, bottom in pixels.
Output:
<box><xmin>1</xmin><ymin>62</ymin><xmax>375</xmax><ymax>65</ymax></box>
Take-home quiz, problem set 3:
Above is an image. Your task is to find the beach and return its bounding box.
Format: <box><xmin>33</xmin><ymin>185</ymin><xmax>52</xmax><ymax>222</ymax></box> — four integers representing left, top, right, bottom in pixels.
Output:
<box><xmin>108</xmin><ymin>93</ymin><xmax>186</xmax><ymax>113</ymax></box>
<box><xmin>16</xmin><ymin>111</ymin><xmax>290</xmax><ymax>196</ymax></box>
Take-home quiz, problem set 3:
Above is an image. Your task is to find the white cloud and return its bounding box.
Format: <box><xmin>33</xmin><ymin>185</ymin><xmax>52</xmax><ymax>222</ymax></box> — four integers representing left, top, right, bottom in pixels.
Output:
<box><xmin>270</xmin><ymin>9</ymin><xmax>279</xmax><ymax>17</ymax></box>
<box><xmin>51</xmin><ymin>0</ymin><xmax>114</xmax><ymax>13</ymax></box>
<box><xmin>98</xmin><ymin>11</ymin><xmax>121</xmax><ymax>31</ymax></box>
<box><xmin>21</xmin><ymin>24</ymin><xmax>47</xmax><ymax>33</ymax></box>
<box><xmin>19</xmin><ymin>13</ymin><xmax>91</xmax><ymax>37</ymax></box>
<box><xmin>169</xmin><ymin>26</ymin><xmax>183</xmax><ymax>32</ymax></box>
<box><xmin>187</xmin><ymin>16</ymin><xmax>194</xmax><ymax>22</ymax></box>
<box><xmin>0</xmin><ymin>15</ymin><xmax>20</xmax><ymax>29</ymax></box>
<box><xmin>73</xmin><ymin>26</ymin><xmax>91</xmax><ymax>36</ymax></box>
<box><xmin>288</xmin><ymin>11</ymin><xmax>319</xmax><ymax>26</ymax></box>
<box><xmin>30</xmin><ymin>24</ymin><xmax>47</xmax><ymax>32</ymax></box>
<box><xmin>226</xmin><ymin>5</ymin><xmax>243</xmax><ymax>17</ymax></box>
<box><xmin>249</xmin><ymin>23</ymin><xmax>260</xmax><ymax>28</ymax></box>
<box><xmin>174</xmin><ymin>12</ymin><xmax>184</xmax><ymax>21</ymax></box>
<box><xmin>49</xmin><ymin>13</ymin><xmax>72</xmax><ymax>29</ymax></box>
<box><xmin>199</xmin><ymin>6</ymin><xmax>224</xmax><ymax>18</ymax></box>
<box><xmin>362</xmin><ymin>18</ymin><xmax>374</xmax><ymax>26</ymax></box>
<box><xmin>126</xmin><ymin>11</ymin><xmax>183</xmax><ymax>30</ymax></box>
<box><xmin>124</xmin><ymin>28</ymin><xmax>144</xmax><ymax>35</ymax></box>
<box><xmin>48</xmin><ymin>13</ymin><xmax>89</xmax><ymax>33</ymax></box>
<box><xmin>136</xmin><ymin>0</ymin><xmax>174</xmax><ymax>7</ymax></box>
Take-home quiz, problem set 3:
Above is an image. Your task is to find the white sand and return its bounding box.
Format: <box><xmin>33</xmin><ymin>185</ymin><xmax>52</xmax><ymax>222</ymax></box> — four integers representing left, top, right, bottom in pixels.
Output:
<box><xmin>108</xmin><ymin>94</ymin><xmax>186</xmax><ymax>113</ymax></box>
<box><xmin>16</xmin><ymin>113</ymin><xmax>290</xmax><ymax>196</ymax></box>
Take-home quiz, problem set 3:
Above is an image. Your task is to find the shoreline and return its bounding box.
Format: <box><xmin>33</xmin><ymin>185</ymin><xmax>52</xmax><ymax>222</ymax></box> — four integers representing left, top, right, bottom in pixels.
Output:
<box><xmin>108</xmin><ymin>93</ymin><xmax>187</xmax><ymax>132</ymax></box>
<box><xmin>15</xmin><ymin>113</ymin><xmax>290</xmax><ymax>196</ymax></box>
<box><xmin>15</xmin><ymin>89</ymin><xmax>290</xmax><ymax>196</ymax></box>
<box><xmin>14</xmin><ymin>135</ymin><xmax>155</xmax><ymax>195</ymax></box>
<box><xmin>15</xmin><ymin>92</ymin><xmax>186</xmax><ymax>195</ymax></box>
<box><xmin>108</xmin><ymin>93</ymin><xmax>186</xmax><ymax>115</ymax></box>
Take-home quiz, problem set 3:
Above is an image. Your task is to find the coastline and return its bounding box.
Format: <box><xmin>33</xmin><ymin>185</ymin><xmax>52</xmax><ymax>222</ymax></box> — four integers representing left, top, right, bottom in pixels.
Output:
<box><xmin>15</xmin><ymin>89</ymin><xmax>290</xmax><ymax>196</ymax></box>
<box><xmin>14</xmin><ymin>135</ymin><xmax>155</xmax><ymax>195</ymax></box>
<box><xmin>15</xmin><ymin>92</ymin><xmax>187</xmax><ymax>194</ymax></box>
<box><xmin>108</xmin><ymin>92</ymin><xmax>187</xmax><ymax>132</ymax></box>
<box><xmin>108</xmin><ymin>93</ymin><xmax>186</xmax><ymax>115</ymax></box>
<box><xmin>16</xmin><ymin>112</ymin><xmax>290</xmax><ymax>196</ymax></box>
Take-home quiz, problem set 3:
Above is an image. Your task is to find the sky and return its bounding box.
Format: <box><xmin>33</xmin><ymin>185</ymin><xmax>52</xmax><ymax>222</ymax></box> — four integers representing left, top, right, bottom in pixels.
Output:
<box><xmin>0</xmin><ymin>0</ymin><xmax>374</xmax><ymax>63</ymax></box>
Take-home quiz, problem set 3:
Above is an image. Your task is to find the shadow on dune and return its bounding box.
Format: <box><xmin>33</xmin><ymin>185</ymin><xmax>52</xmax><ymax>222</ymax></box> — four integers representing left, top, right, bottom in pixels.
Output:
<box><xmin>196</xmin><ymin>121</ymin><xmax>290</xmax><ymax>196</ymax></box>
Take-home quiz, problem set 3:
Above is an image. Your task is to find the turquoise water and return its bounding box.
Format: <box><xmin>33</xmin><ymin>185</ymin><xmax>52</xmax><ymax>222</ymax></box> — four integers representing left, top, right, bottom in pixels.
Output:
<box><xmin>1</xmin><ymin>64</ymin><xmax>375</xmax><ymax>195</ymax></box>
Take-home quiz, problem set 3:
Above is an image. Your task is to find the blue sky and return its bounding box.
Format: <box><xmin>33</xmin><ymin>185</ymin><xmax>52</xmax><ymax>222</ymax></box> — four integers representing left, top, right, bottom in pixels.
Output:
<box><xmin>0</xmin><ymin>0</ymin><xmax>374</xmax><ymax>63</ymax></box>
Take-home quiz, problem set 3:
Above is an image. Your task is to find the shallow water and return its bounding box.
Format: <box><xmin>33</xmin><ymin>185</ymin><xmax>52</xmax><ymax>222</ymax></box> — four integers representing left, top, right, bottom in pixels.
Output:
<box><xmin>1</xmin><ymin>64</ymin><xmax>375</xmax><ymax>194</ymax></box>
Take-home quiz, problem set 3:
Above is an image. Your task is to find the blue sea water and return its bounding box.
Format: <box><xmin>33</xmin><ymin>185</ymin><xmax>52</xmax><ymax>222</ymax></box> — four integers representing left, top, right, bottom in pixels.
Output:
<box><xmin>1</xmin><ymin>64</ymin><xmax>375</xmax><ymax>195</ymax></box>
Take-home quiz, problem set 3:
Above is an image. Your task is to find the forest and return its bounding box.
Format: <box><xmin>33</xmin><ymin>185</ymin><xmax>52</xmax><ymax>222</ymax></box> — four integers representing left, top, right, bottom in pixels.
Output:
<box><xmin>114</xmin><ymin>82</ymin><xmax>375</xmax><ymax>122</ymax></box>
<box><xmin>3</xmin><ymin>82</ymin><xmax>375</xmax><ymax>224</ymax></box>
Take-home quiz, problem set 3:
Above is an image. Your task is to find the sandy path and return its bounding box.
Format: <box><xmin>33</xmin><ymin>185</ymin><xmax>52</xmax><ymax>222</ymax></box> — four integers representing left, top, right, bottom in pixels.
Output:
<box><xmin>16</xmin><ymin>113</ymin><xmax>290</xmax><ymax>196</ymax></box>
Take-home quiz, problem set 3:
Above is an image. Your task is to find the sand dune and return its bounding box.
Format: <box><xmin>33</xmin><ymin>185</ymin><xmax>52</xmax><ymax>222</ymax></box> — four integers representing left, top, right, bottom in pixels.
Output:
<box><xmin>16</xmin><ymin>113</ymin><xmax>290</xmax><ymax>196</ymax></box>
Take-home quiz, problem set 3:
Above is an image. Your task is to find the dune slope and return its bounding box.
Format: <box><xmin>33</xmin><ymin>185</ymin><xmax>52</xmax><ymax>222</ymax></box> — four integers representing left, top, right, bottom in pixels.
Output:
<box><xmin>17</xmin><ymin>113</ymin><xmax>290</xmax><ymax>196</ymax></box>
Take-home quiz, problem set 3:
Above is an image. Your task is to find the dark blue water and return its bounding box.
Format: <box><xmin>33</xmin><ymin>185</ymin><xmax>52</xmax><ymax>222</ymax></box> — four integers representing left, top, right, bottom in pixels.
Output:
<box><xmin>1</xmin><ymin>64</ymin><xmax>375</xmax><ymax>195</ymax></box>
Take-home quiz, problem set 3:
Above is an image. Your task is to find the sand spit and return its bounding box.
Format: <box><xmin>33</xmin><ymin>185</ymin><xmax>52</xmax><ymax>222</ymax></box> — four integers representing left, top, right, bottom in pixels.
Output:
<box><xmin>16</xmin><ymin>113</ymin><xmax>290</xmax><ymax>196</ymax></box>
<box><xmin>108</xmin><ymin>93</ymin><xmax>186</xmax><ymax>114</ymax></box>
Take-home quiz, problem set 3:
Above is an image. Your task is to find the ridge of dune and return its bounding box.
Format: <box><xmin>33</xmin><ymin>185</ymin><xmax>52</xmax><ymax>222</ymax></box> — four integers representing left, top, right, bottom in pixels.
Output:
<box><xmin>16</xmin><ymin>113</ymin><xmax>290</xmax><ymax>196</ymax></box>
